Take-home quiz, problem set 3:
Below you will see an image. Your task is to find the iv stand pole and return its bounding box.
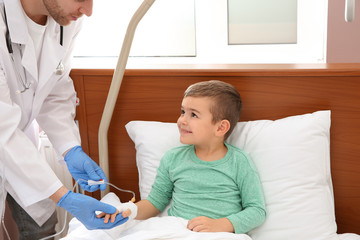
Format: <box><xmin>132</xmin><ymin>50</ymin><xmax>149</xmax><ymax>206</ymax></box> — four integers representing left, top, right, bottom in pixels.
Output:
<box><xmin>98</xmin><ymin>0</ymin><xmax>156</xmax><ymax>197</ymax></box>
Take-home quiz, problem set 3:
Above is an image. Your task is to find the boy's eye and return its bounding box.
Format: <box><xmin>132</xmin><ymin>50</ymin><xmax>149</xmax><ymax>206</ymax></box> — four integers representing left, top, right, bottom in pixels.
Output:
<box><xmin>181</xmin><ymin>109</ymin><xmax>185</xmax><ymax>115</ymax></box>
<box><xmin>191</xmin><ymin>112</ymin><xmax>198</xmax><ymax>118</ymax></box>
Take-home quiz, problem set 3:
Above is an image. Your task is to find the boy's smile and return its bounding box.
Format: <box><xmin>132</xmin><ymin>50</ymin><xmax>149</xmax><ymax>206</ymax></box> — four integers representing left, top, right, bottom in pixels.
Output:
<box><xmin>177</xmin><ymin>96</ymin><xmax>218</xmax><ymax>146</ymax></box>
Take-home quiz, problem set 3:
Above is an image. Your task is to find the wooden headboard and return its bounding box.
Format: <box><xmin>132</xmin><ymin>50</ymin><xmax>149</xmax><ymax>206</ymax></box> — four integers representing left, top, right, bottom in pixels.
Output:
<box><xmin>70</xmin><ymin>63</ymin><xmax>360</xmax><ymax>234</ymax></box>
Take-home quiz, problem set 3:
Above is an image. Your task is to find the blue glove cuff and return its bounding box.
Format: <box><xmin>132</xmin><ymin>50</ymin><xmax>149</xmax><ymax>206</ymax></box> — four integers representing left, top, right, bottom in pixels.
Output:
<box><xmin>57</xmin><ymin>190</ymin><xmax>72</xmax><ymax>207</ymax></box>
<box><xmin>64</xmin><ymin>145</ymin><xmax>82</xmax><ymax>162</ymax></box>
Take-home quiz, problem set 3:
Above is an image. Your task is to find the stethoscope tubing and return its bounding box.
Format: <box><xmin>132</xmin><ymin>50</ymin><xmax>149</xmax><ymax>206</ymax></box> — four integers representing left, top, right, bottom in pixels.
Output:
<box><xmin>9</xmin><ymin>53</ymin><xmax>32</xmax><ymax>93</ymax></box>
<box><xmin>4</xmin><ymin>6</ymin><xmax>64</xmax><ymax>53</ymax></box>
<box><xmin>3</xmin><ymin>6</ymin><xmax>13</xmax><ymax>54</ymax></box>
<box><xmin>3</xmin><ymin>4</ymin><xmax>64</xmax><ymax>94</ymax></box>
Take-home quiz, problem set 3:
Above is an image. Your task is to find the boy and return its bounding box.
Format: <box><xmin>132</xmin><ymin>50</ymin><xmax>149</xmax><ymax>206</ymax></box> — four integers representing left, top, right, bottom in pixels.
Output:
<box><xmin>100</xmin><ymin>80</ymin><xmax>266</xmax><ymax>234</ymax></box>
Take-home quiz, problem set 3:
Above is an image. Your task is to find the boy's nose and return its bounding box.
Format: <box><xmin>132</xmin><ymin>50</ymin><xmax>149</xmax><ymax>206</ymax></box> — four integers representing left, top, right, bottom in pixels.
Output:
<box><xmin>177</xmin><ymin>116</ymin><xmax>187</xmax><ymax>125</ymax></box>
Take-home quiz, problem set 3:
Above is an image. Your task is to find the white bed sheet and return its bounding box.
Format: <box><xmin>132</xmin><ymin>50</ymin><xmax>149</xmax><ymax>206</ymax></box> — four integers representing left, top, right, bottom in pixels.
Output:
<box><xmin>338</xmin><ymin>234</ymin><xmax>360</xmax><ymax>240</ymax></box>
<box><xmin>63</xmin><ymin>219</ymin><xmax>360</xmax><ymax>240</ymax></box>
<box><xmin>63</xmin><ymin>216</ymin><xmax>252</xmax><ymax>240</ymax></box>
<box><xmin>61</xmin><ymin>192</ymin><xmax>251</xmax><ymax>240</ymax></box>
<box><xmin>63</xmin><ymin>216</ymin><xmax>360</xmax><ymax>240</ymax></box>
<box><xmin>61</xmin><ymin>192</ymin><xmax>360</xmax><ymax>240</ymax></box>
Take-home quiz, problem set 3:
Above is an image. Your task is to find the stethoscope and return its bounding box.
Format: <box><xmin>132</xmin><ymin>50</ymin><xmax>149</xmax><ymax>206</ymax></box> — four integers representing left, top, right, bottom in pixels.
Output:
<box><xmin>3</xmin><ymin>6</ymin><xmax>64</xmax><ymax>94</ymax></box>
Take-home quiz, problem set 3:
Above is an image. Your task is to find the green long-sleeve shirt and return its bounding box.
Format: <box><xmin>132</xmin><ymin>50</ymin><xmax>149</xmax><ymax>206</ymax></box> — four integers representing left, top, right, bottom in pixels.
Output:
<box><xmin>147</xmin><ymin>143</ymin><xmax>266</xmax><ymax>234</ymax></box>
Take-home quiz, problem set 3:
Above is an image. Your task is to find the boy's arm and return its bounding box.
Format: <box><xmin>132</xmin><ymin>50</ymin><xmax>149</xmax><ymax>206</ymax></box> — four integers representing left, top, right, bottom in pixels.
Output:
<box><xmin>135</xmin><ymin>199</ymin><xmax>160</xmax><ymax>220</ymax></box>
<box><xmin>122</xmin><ymin>151</ymin><xmax>173</xmax><ymax>221</ymax></box>
<box><xmin>98</xmin><ymin>199</ymin><xmax>160</xmax><ymax>222</ymax></box>
<box><xmin>227</xmin><ymin>170</ymin><xmax>266</xmax><ymax>234</ymax></box>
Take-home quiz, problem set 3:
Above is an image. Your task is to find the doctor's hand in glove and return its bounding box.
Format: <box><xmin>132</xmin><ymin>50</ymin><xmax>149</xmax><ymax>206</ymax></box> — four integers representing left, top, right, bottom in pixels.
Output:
<box><xmin>64</xmin><ymin>145</ymin><xmax>107</xmax><ymax>192</ymax></box>
<box><xmin>57</xmin><ymin>190</ymin><xmax>128</xmax><ymax>230</ymax></box>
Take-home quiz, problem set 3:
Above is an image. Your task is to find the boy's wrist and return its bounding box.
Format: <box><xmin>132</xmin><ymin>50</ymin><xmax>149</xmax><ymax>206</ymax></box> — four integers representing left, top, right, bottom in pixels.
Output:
<box><xmin>122</xmin><ymin>201</ymin><xmax>138</xmax><ymax>220</ymax></box>
<box><xmin>220</xmin><ymin>217</ymin><xmax>235</xmax><ymax>233</ymax></box>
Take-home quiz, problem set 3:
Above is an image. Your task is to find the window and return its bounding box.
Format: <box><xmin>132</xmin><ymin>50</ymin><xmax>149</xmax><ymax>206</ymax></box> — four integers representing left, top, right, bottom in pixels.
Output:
<box><xmin>72</xmin><ymin>0</ymin><xmax>328</xmax><ymax>68</ymax></box>
<box><xmin>228</xmin><ymin>0</ymin><xmax>297</xmax><ymax>44</ymax></box>
<box><xmin>73</xmin><ymin>0</ymin><xmax>195</xmax><ymax>58</ymax></box>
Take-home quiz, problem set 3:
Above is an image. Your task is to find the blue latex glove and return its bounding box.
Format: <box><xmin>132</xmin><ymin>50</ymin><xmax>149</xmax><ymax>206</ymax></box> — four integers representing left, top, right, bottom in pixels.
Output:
<box><xmin>58</xmin><ymin>191</ymin><xmax>128</xmax><ymax>230</ymax></box>
<box><xmin>64</xmin><ymin>145</ymin><xmax>107</xmax><ymax>192</ymax></box>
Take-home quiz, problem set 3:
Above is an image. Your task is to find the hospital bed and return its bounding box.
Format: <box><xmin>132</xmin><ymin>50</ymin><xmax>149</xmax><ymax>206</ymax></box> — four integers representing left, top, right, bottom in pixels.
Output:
<box><xmin>66</xmin><ymin>63</ymin><xmax>360</xmax><ymax>239</ymax></box>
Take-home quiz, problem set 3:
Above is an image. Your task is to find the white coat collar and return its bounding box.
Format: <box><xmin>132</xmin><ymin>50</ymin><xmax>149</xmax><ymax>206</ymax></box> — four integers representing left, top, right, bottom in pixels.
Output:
<box><xmin>36</xmin><ymin>18</ymin><xmax>65</xmax><ymax>90</ymax></box>
<box><xmin>4</xmin><ymin>0</ymin><xmax>65</xmax><ymax>87</ymax></box>
<box><xmin>3</xmin><ymin>0</ymin><xmax>27</xmax><ymax>45</ymax></box>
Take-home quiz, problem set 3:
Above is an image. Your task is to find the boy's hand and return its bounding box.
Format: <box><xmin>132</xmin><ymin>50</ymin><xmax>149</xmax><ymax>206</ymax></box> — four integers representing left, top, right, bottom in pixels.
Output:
<box><xmin>97</xmin><ymin>201</ymin><xmax>137</xmax><ymax>223</ymax></box>
<box><xmin>187</xmin><ymin>216</ymin><xmax>234</xmax><ymax>233</ymax></box>
<box><xmin>117</xmin><ymin>201</ymin><xmax>138</xmax><ymax>220</ymax></box>
<box><xmin>121</xmin><ymin>208</ymin><xmax>132</xmax><ymax>218</ymax></box>
<box><xmin>97</xmin><ymin>209</ymin><xmax>121</xmax><ymax>223</ymax></box>
<box><xmin>96</xmin><ymin>208</ymin><xmax>132</xmax><ymax>223</ymax></box>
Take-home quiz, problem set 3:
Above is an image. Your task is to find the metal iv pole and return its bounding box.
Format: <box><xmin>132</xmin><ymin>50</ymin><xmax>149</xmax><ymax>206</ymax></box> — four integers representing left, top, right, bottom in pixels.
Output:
<box><xmin>98</xmin><ymin>0</ymin><xmax>156</xmax><ymax>196</ymax></box>
<box><xmin>345</xmin><ymin>0</ymin><xmax>355</xmax><ymax>22</ymax></box>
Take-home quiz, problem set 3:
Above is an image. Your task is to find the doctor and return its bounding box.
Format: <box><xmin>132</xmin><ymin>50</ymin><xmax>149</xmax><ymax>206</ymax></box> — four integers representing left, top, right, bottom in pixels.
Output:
<box><xmin>0</xmin><ymin>0</ymin><xmax>127</xmax><ymax>239</ymax></box>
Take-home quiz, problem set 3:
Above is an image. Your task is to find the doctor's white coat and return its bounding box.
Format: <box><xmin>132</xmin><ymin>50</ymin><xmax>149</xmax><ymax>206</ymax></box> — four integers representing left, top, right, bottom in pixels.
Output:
<box><xmin>0</xmin><ymin>0</ymin><xmax>82</xmax><ymax>226</ymax></box>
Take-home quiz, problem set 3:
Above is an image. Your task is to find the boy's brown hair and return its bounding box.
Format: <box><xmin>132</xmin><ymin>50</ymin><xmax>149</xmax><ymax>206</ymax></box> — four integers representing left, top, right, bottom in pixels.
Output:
<box><xmin>184</xmin><ymin>80</ymin><xmax>242</xmax><ymax>140</ymax></box>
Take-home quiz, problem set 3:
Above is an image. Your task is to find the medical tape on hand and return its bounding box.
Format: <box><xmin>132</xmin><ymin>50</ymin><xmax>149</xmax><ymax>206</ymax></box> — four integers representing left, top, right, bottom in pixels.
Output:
<box><xmin>120</xmin><ymin>201</ymin><xmax>138</xmax><ymax>220</ymax></box>
<box><xmin>100</xmin><ymin>192</ymin><xmax>137</xmax><ymax>219</ymax></box>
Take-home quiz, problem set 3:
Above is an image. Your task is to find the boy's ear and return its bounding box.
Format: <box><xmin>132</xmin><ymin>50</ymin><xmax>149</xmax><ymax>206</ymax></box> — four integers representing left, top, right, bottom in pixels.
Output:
<box><xmin>216</xmin><ymin>120</ymin><xmax>230</xmax><ymax>137</ymax></box>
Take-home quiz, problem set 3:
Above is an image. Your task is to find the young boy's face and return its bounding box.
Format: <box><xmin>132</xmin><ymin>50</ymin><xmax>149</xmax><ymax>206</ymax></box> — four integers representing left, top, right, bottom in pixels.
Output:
<box><xmin>177</xmin><ymin>96</ymin><xmax>219</xmax><ymax>145</ymax></box>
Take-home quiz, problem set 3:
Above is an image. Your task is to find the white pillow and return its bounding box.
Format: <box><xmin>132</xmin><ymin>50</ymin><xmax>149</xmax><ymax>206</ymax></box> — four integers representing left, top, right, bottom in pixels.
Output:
<box><xmin>125</xmin><ymin>110</ymin><xmax>338</xmax><ymax>240</ymax></box>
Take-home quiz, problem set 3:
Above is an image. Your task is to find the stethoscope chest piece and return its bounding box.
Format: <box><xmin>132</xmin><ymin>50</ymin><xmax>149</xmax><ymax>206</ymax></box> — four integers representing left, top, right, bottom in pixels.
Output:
<box><xmin>56</xmin><ymin>61</ymin><xmax>64</xmax><ymax>75</ymax></box>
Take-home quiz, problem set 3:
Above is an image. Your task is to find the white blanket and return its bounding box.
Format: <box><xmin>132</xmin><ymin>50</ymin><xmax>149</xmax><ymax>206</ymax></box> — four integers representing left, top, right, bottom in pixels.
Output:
<box><xmin>63</xmin><ymin>216</ymin><xmax>252</xmax><ymax>240</ymax></box>
<box><xmin>61</xmin><ymin>192</ymin><xmax>251</xmax><ymax>240</ymax></box>
<box><xmin>60</xmin><ymin>192</ymin><xmax>360</xmax><ymax>240</ymax></box>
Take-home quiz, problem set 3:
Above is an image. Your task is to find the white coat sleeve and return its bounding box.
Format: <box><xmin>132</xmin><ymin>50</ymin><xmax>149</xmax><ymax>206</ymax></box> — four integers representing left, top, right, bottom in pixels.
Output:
<box><xmin>0</xmin><ymin>57</ymin><xmax>62</xmax><ymax>207</ymax></box>
<box><xmin>36</xmin><ymin>20</ymin><xmax>83</xmax><ymax>156</ymax></box>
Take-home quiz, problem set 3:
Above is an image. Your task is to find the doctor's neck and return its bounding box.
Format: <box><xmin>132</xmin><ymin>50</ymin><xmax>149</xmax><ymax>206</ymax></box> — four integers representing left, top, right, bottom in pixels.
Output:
<box><xmin>21</xmin><ymin>0</ymin><xmax>48</xmax><ymax>25</ymax></box>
